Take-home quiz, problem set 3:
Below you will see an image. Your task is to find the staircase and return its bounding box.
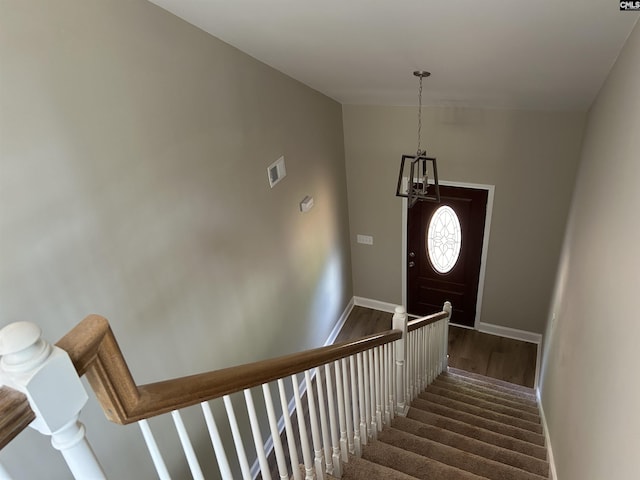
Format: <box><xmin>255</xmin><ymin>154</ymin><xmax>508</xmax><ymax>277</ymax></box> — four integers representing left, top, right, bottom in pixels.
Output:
<box><xmin>5</xmin><ymin>305</ymin><xmax>548</xmax><ymax>480</ymax></box>
<box><xmin>339</xmin><ymin>368</ymin><xmax>548</xmax><ymax>480</ymax></box>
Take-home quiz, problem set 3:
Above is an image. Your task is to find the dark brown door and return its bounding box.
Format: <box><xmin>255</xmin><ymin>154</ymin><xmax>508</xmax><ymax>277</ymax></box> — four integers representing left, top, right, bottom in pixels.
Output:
<box><xmin>407</xmin><ymin>185</ymin><xmax>488</xmax><ymax>327</ymax></box>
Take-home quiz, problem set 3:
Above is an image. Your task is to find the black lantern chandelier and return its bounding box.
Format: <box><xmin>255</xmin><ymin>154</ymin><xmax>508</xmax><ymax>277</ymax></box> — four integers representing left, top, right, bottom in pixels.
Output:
<box><xmin>395</xmin><ymin>71</ymin><xmax>440</xmax><ymax>207</ymax></box>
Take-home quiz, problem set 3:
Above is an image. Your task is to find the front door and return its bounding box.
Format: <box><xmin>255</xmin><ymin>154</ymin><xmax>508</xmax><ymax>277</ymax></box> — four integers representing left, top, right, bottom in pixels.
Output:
<box><xmin>407</xmin><ymin>185</ymin><xmax>488</xmax><ymax>327</ymax></box>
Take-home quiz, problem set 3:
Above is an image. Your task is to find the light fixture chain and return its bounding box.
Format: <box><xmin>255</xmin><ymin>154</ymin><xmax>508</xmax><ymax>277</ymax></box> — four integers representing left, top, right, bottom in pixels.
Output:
<box><xmin>417</xmin><ymin>75</ymin><xmax>423</xmax><ymax>156</ymax></box>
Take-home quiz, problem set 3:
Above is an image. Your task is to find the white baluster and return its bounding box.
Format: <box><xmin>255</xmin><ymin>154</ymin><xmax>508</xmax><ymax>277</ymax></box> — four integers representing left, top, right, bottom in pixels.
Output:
<box><xmin>414</xmin><ymin>331</ymin><xmax>419</xmax><ymax>397</ymax></box>
<box><xmin>292</xmin><ymin>373</ymin><xmax>315</xmax><ymax>480</ymax></box>
<box><xmin>373</xmin><ymin>347</ymin><xmax>382</xmax><ymax>432</ymax></box>
<box><xmin>435</xmin><ymin>319</ymin><xmax>440</xmax><ymax>374</ymax></box>
<box><xmin>315</xmin><ymin>367</ymin><xmax>333</xmax><ymax>475</ymax></box>
<box><xmin>341</xmin><ymin>358</ymin><xmax>354</xmax><ymax>455</ymax></box>
<box><xmin>440</xmin><ymin>319</ymin><xmax>445</xmax><ymax>374</ymax></box>
<box><xmin>138</xmin><ymin>419</ymin><xmax>171</xmax><ymax>480</ymax></box>
<box><xmin>430</xmin><ymin>323</ymin><xmax>436</xmax><ymax>381</ymax></box>
<box><xmin>425</xmin><ymin>324</ymin><xmax>430</xmax><ymax>384</ymax></box>
<box><xmin>424</xmin><ymin>325</ymin><xmax>429</xmax><ymax>385</ymax></box>
<box><xmin>383</xmin><ymin>344</ymin><xmax>390</xmax><ymax>425</ymax></box>
<box><xmin>417</xmin><ymin>327</ymin><xmax>429</xmax><ymax>393</ymax></box>
<box><xmin>362</xmin><ymin>351</ymin><xmax>372</xmax><ymax>441</ymax></box>
<box><xmin>0</xmin><ymin>322</ymin><xmax>106</xmax><ymax>480</ymax></box>
<box><xmin>389</xmin><ymin>343</ymin><xmax>395</xmax><ymax>420</ymax></box>
<box><xmin>335</xmin><ymin>360</ymin><xmax>349</xmax><ymax>462</ymax></box>
<box><xmin>324</xmin><ymin>364</ymin><xmax>342</xmax><ymax>478</ymax></box>
<box><xmin>244</xmin><ymin>389</ymin><xmax>271</xmax><ymax>480</ymax></box>
<box><xmin>417</xmin><ymin>330</ymin><xmax>422</xmax><ymax>391</ymax></box>
<box><xmin>201</xmin><ymin>402</ymin><xmax>233</xmax><ymax>479</ymax></box>
<box><xmin>437</xmin><ymin>320</ymin><xmax>443</xmax><ymax>375</ymax></box>
<box><xmin>356</xmin><ymin>352</ymin><xmax>368</xmax><ymax>445</ymax></box>
<box><xmin>349</xmin><ymin>355</ymin><xmax>362</xmax><ymax>456</ymax></box>
<box><xmin>277</xmin><ymin>379</ymin><xmax>302</xmax><ymax>480</ymax></box>
<box><xmin>438</xmin><ymin>321</ymin><xmax>442</xmax><ymax>377</ymax></box>
<box><xmin>426</xmin><ymin>324</ymin><xmax>432</xmax><ymax>383</ymax></box>
<box><xmin>420</xmin><ymin>325</ymin><xmax>430</xmax><ymax>392</ymax></box>
<box><xmin>367</xmin><ymin>350</ymin><xmax>377</xmax><ymax>439</ymax></box>
<box><xmin>392</xmin><ymin>306</ymin><xmax>408</xmax><ymax>416</ymax></box>
<box><xmin>406</xmin><ymin>331</ymin><xmax>414</xmax><ymax>402</ymax></box>
<box><xmin>223</xmin><ymin>395</ymin><xmax>252</xmax><ymax>480</ymax></box>
<box><xmin>416</xmin><ymin>331</ymin><xmax>420</xmax><ymax>391</ymax></box>
<box><xmin>262</xmin><ymin>384</ymin><xmax>289</xmax><ymax>480</ymax></box>
<box><xmin>304</xmin><ymin>370</ymin><xmax>325</xmax><ymax>479</ymax></box>
<box><xmin>414</xmin><ymin>329</ymin><xmax>420</xmax><ymax>394</ymax></box>
<box><xmin>171</xmin><ymin>410</ymin><xmax>204</xmax><ymax>480</ymax></box>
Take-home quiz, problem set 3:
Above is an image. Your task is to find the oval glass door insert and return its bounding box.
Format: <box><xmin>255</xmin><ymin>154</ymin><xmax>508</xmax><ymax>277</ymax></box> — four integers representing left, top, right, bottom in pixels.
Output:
<box><xmin>426</xmin><ymin>205</ymin><xmax>462</xmax><ymax>274</ymax></box>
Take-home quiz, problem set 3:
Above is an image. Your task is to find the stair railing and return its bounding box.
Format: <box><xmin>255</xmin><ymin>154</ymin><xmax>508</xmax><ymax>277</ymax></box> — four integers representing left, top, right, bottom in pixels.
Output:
<box><xmin>0</xmin><ymin>301</ymin><xmax>451</xmax><ymax>480</ymax></box>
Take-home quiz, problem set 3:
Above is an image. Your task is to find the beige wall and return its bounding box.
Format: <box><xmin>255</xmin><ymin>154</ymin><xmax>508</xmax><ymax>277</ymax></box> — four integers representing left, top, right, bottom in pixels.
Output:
<box><xmin>540</xmin><ymin>22</ymin><xmax>640</xmax><ymax>480</ymax></box>
<box><xmin>343</xmin><ymin>105</ymin><xmax>585</xmax><ymax>333</ymax></box>
<box><xmin>0</xmin><ymin>1</ymin><xmax>352</xmax><ymax>478</ymax></box>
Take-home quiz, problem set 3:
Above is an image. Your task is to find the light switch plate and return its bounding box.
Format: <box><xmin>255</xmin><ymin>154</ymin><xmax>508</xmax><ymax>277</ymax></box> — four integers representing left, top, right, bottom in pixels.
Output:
<box><xmin>357</xmin><ymin>234</ymin><xmax>374</xmax><ymax>245</ymax></box>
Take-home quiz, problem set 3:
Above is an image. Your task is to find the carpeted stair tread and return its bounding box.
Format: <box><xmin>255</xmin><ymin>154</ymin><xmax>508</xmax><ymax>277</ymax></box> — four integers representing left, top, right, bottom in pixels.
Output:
<box><xmin>443</xmin><ymin>371</ymin><xmax>537</xmax><ymax>401</ymax></box>
<box><xmin>442</xmin><ymin>372</ymin><xmax>537</xmax><ymax>401</ymax></box>
<box><xmin>423</xmin><ymin>386</ymin><xmax>542</xmax><ymax>424</ymax></box>
<box><xmin>406</xmin><ymin>407</ymin><xmax>547</xmax><ymax>460</ymax></box>
<box><xmin>392</xmin><ymin>417</ymin><xmax>549</xmax><ymax>477</ymax></box>
<box><xmin>361</xmin><ymin>441</ymin><xmax>487</xmax><ymax>480</ymax></box>
<box><xmin>432</xmin><ymin>378</ymin><xmax>540</xmax><ymax>413</ymax></box>
<box><xmin>327</xmin><ymin>368</ymin><xmax>549</xmax><ymax>480</ymax></box>
<box><xmin>378</xmin><ymin>427</ymin><xmax>546</xmax><ymax>480</ymax></box>
<box><xmin>339</xmin><ymin>456</ymin><xmax>420</xmax><ymax>480</ymax></box>
<box><xmin>418</xmin><ymin>391</ymin><xmax>543</xmax><ymax>434</ymax></box>
<box><xmin>437</xmin><ymin>375</ymin><xmax>538</xmax><ymax>406</ymax></box>
<box><xmin>448</xmin><ymin>368</ymin><xmax>536</xmax><ymax>395</ymax></box>
<box><xmin>411</xmin><ymin>397</ymin><xmax>545</xmax><ymax>446</ymax></box>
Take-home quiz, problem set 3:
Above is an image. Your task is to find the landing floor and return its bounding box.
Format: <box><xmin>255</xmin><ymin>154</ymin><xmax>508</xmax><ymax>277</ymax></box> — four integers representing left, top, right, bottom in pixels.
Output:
<box><xmin>336</xmin><ymin>306</ymin><xmax>537</xmax><ymax>388</ymax></box>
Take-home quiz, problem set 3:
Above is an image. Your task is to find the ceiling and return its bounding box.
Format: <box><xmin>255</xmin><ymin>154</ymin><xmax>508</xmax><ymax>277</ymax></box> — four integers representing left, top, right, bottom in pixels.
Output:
<box><xmin>149</xmin><ymin>0</ymin><xmax>638</xmax><ymax>111</ymax></box>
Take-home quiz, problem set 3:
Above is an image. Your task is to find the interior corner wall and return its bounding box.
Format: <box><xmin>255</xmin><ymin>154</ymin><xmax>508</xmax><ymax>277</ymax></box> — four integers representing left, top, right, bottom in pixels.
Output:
<box><xmin>539</xmin><ymin>20</ymin><xmax>640</xmax><ymax>480</ymax></box>
<box><xmin>0</xmin><ymin>1</ymin><xmax>352</xmax><ymax>478</ymax></box>
<box><xmin>342</xmin><ymin>105</ymin><xmax>585</xmax><ymax>333</ymax></box>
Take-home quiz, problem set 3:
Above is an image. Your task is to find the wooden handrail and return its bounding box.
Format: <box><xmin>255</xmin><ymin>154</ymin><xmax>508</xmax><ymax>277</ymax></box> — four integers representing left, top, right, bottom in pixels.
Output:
<box><xmin>0</xmin><ymin>386</ymin><xmax>35</xmax><ymax>450</ymax></box>
<box><xmin>55</xmin><ymin>315</ymin><xmax>402</xmax><ymax>425</ymax></box>
<box><xmin>407</xmin><ymin>310</ymin><xmax>449</xmax><ymax>332</ymax></box>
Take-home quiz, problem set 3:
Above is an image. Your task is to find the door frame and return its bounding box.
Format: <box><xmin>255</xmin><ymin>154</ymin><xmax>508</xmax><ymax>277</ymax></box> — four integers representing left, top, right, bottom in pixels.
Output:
<box><xmin>401</xmin><ymin>179</ymin><xmax>495</xmax><ymax>329</ymax></box>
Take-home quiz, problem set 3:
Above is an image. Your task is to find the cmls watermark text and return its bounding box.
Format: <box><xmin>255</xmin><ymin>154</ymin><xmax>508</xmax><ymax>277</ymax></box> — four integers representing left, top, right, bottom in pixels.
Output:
<box><xmin>620</xmin><ymin>1</ymin><xmax>640</xmax><ymax>10</ymax></box>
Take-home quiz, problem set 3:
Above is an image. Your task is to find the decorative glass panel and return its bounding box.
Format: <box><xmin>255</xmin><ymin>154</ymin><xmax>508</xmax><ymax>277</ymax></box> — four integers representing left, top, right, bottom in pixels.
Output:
<box><xmin>426</xmin><ymin>205</ymin><xmax>461</xmax><ymax>274</ymax></box>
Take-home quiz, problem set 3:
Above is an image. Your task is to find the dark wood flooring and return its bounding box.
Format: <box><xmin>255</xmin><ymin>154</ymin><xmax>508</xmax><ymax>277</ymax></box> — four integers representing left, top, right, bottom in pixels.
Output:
<box><xmin>337</xmin><ymin>306</ymin><xmax>537</xmax><ymax>388</ymax></box>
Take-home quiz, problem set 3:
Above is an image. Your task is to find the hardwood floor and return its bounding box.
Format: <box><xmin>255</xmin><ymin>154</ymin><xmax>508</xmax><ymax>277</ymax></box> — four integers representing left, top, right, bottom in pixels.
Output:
<box><xmin>337</xmin><ymin>306</ymin><xmax>537</xmax><ymax>388</ymax></box>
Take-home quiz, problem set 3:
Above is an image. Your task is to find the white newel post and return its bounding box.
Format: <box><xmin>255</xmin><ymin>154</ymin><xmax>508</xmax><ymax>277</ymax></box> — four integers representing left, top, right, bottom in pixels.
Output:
<box><xmin>0</xmin><ymin>322</ymin><xmax>106</xmax><ymax>480</ymax></box>
<box><xmin>392</xmin><ymin>306</ymin><xmax>409</xmax><ymax>416</ymax></box>
<box><xmin>443</xmin><ymin>301</ymin><xmax>452</xmax><ymax>370</ymax></box>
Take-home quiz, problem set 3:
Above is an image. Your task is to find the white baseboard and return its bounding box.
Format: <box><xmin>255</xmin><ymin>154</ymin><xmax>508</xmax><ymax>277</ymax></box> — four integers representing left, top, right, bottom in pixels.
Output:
<box><xmin>324</xmin><ymin>297</ymin><xmax>355</xmax><ymax>346</ymax></box>
<box><xmin>353</xmin><ymin>296</ymin><xmax>399</xmax><ymax>313</ymax></box>
<box><xmin>250</xmin><ymin>297</ymin><xmax>355</xmax><ymax>478</ymax></box>
<box><xmin>477</xmin><ymin>322</ymin><xmax>542</xmax><ymax>345</ymax></box>
<box><xmin>352</xmin><ymin>297</ymin><xmax>543</xmax><ymax>347</ymax></box>
<box><xmin>536</xmin><ymin>388</ymin><xmax>558</xmax><ymax>480</ymax></box>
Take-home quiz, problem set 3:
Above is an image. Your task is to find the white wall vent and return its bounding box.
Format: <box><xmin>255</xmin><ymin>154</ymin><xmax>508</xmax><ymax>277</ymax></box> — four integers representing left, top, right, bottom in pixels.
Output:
<box><xmin>267</xmin><ymin>156</ymin><xmax>286</xmax><ymax>188</ymax></box>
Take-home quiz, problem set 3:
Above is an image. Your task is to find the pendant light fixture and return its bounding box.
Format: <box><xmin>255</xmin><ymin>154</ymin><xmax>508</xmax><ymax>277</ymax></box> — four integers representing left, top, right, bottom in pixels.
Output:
<box><xmin>395</xmin><ymin>71</ymin><xmax>440</xmax><ymax>207</ymax></box>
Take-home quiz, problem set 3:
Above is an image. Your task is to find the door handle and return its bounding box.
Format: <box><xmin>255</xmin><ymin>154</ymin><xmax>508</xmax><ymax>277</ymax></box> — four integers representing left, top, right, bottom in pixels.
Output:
<box><xmin>409</xmin><ymin>252</ymin><xmax>415</xmax><ymax>258</ymax></box>
<box><xmin>408</xmin><ymin>261</ymin><xmax>415</xmax><ymax>268</ymax></box>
